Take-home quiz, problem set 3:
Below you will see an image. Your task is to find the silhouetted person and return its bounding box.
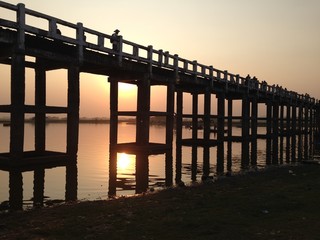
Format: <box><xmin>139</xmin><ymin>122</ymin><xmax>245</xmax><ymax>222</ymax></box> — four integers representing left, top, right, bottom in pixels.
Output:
<box><xmin>110</xmin><ymin>29</ymin><xmax>120</xmax><ymax>53</ymax></box>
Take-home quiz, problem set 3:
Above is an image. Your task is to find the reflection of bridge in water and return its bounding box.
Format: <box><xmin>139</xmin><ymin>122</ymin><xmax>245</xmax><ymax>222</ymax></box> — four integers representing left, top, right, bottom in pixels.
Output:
<box><xmin>0</xmin><ymin>2</ymin><xmax>319</xmax><ymax>210</ymax></box>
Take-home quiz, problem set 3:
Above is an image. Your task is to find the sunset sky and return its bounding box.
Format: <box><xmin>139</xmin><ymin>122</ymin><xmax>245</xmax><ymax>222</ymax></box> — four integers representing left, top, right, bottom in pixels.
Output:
<box><xmin>1</xmin><ymin>0</ymin><xmax>320</xmax><ymax>117</ymax></box>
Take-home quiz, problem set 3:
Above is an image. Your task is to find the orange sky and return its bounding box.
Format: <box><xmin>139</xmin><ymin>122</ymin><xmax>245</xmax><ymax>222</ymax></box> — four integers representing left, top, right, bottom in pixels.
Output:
<box><xmin>1</xmin><ymin>0</ymin><xmax>319</xmax><ymax>117</ymax></box>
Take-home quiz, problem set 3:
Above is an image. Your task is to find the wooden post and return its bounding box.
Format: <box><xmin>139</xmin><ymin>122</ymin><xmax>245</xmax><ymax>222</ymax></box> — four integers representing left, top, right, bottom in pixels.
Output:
<box><xmin>297</xmin><ymin>105</ymin><xmax>303</xmax><ymax>161</ymax></box>
<box><xmin>241</xmin><ymin>95</ymin><xmax>250</xmax><ymax>168</ymax></box>
<box><xmin>135</xmin><ymin>76</ymin><xmax>151</xmax><ymax>192</ymax></box>
<box><xmin>251</xmin><ymin>97</ymin><xmax>258</xmax><ymax>165</ymax></box>
<box><xmin>266</xmin><ymin>101</ymin><xmax>272</xmax><ymax>164</ymax></box>
<box><xmin>286</xmin><ymin>104</ymin><xmax>291</xmax><ymax>163</ymax></box>
<box><xmin>136</xmin><ymin>152</ymin><xmax>149</xmax><ymax>193</ymax></box>
<box><xmin>65</xmin><ymin>155</ymin><xmax>78</xmax><ymax>201</ymax></box>
<box><xmin>108</xmin><ymin>149</ymin><xmax>117</xmax><ymax>197</ymax></box>
<box><xmin>165</xmin><ymin>81</ymin><xmax>175</xmax><ymax>186</ymax></box>
<box><xmin>227</xmin><ymin>98</ymin><xmax>233</xmax><ymax>172</ymax></box>
<box><xmin>9</xmin><ymin>170</ymin><xmax>23</xmax><ymax>210</ymax></box>
<box><xmin>191</xmin><ymin>92</ymin><xmax>198</xmax><ymax>181</ymax></box>
<box><xmin>192</xmin><ymin>93</ymin><xmax>198</xmax><ymax>141</ymax></box>
<box><xmin>109</xmin><ymin>78</ymin><xmax>119</xmax><ymax>146</ymax></box>
<box><xmin>136</xmin><ymin>76</ymin><xmax>150</xmax><ymax>145</ymax></box>
<box><xmin>33</xmin><ymin>168</ymin><xmax>45</xmax><ymax>207</ymax></box>
<box><xmin>291</xmin><ymin>105</ymin><xmax>297</xmax><ymax>162</ymax></box>
<box><xmin>272</xmin><ymin>102</ymin><xmax>279</xmax><ymax>164</ymax></box>
<box><xmin>35</xmin><ymin>60</ymin><xmax>46</xmax><ymax>153</ymax></box>
<box><xmin>108</xmin><ymin>78</ymin><xmax>118</xmax><ymax>196</ymax></box>
<box><xmin>175</xmin><ymin>90</ymin><xmax>183</xmax><ymax>184</ymax></box>
<box><xmin>66</xmin><ymin>65</ymin><xmax>80</xmax><ymax>156</ymax></box>
<box><xmin>10</xmin><ymin>4</ymin><xmax>26</xmax><ymax>160</ymax></box>
<box><xmin>309</xmin><ymin>107</ymin><xmax>314</xmax><ymax>157</ymax></box>
<box><xmin>203</xmin><ymin>89</ymin><xmax>211</xmax><ymax>177</ymax></box>
<box><xmin>10</xmin><ymin>56</ymin><xmax>25</xmax><ymax>160</ymax></box>
<box><xmin>165</xmin><ymin>150</ymin><xmax>173</xmax><ymax>187</ymax></box>
<box><xmin>217</xmin><ymin>92</ymin><xmax>225</xmax><ymax>173</ymax></box>
<box><xmin>304</xmin><ymin>105</ymin><xmax>309</xmax><ymax>160</ymax></box>
<box><xmin>279</xmin><ymin>105</ymin><xmax>284</xmax><ymax>163</ymax></box>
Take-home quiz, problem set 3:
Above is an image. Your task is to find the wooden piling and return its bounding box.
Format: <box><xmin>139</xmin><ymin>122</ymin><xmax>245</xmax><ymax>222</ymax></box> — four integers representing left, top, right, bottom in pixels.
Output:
<box><xmin>304</xmin><ymin>105</ymin><xmax>309</xmax><ymax>160</ymax></box>
<box><xmin>272</xmin><ymin>102</ymin><xmax>279</xmax><ymax>164</ymax></box>
<box><xmin>227</xmin><ymin>98</ymin><xmax>233</xmax><ymax>172</ymax></box>
<box><xmin>33</xmin><ymin>168</ymin><xmax>45</xmax><ymax>207</ymax></box>
<box><xmin>251</xmin><ymin>97</ymin><xmax>258</xmax><ymax>165</ymax></box>
<box><xmin>217</xmin><ymin>92</ymin><xmax>225</xmax><ymax>173</ymax></box>
<box><xmin>35</xmin><ymin>61</ymin><xmax>46</xmax><ymax>153</ymax></box>
<box><xmin>203</xmin><ymin>89</ymin><xmax>211</xmax><ymax>177</ymax></box>
<box><xmin>286</xmin><ymin>104</ymin><xmax>291</xmax><ymax>162</ymax></box>
<box><xmin>266</xmin><ymin>101</ymin><xmax>272</xmax><ymax>164</ymax></box>
<box><xmin>136</xmin><ymin>76</ymin><xmax>151</xmax><ymax>145</ymax></box>
<box><xmin>241</xmin><ymin>95</ymin><xmax>250</xmax><ymax>168</ymax></box>
<box><xmin>10</xmin><ymin>53</ymin><xmax>25</xmax><ymax>160</ymax></box>
<box><xmin>66</xmin><ymin>65</ymin><xmax>80</xmax><ymax>156</ymax></box>
<box><xmin>298</xmin><ymin>105</ymin><xmax>303</xmax><ymax>161</ymax></box>
<box><xmin>175</xmin><ymin>90</ymin><xmax>183</xmax><ymax>183</ymax></box>
<box><xmin>291</xmin><ymin>105</ymin><xmax>297</xmax><ymax>162</ymax></box>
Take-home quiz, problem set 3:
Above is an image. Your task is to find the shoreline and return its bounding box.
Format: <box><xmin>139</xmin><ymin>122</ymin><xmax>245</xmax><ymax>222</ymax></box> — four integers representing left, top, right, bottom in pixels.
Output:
<box><xmin>1</xmin><ymin>163</ymin><xmax>319</xmax><ymax>239</ymax></box>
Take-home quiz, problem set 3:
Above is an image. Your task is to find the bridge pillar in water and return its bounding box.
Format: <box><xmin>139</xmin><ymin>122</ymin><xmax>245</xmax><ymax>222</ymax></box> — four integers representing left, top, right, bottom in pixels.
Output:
<box><xmin>35</xmin><ymin>61</ymin><xmax>46</xmax><ymax>154</ymax></box>
<box><xmin>203</xmin><ymin>89</ymin><xmax>211</xmax><ymax>178</ymax></box>
<box><xmin>304</xmin><ymin>104</ymin><xmax>309</xmax><ymax>160</ymax></box>
<box><xmin>291</xmin><ymin>104</ymin><xmax>297</xmax><ymax>162</ymax></box>
<box><xmin>272</xmin><ymin>102</ymin><xmax>279</xmax><ymax>164</ymax></box>
<box><xmin>266</xmin><ymin>101</ymin><xmax>272</xmax><ymax>164</ymax></box>
<box><xmin>66</xmin><ymin>65</ymin><xmax>80</xmax><ymax>156</ymax></box>
<box><xmin>136</xmin><ymin>77</ymin><xmax>151</xmax><ymax>146</ymax></box>
<box><xmin>279</xmin><ymin>105</ymin><xmax>285</xmax><ymax>163</ymax></box>
<box><xmin>251</xmin><ymin>97</ymin><xmax>258</xmax><ymax>166</ymax></box>
<box><xmin>217</xmin><ymin>92</ymin><xmax>225</xmax><ymax>173</ymax></box>
<box><xmin>241</xmin><ymin>95</ymin><xmax>250</xmax><ymax>168</ymax></box>
<box><xmin>191</xmin><ymin>92</ymin><xmax>199</xmax><ymax>181</ymax></box>
<box><xmin>286</xmin><ymin>104</ymin><xmax>291</xmax><ymax>163</ymax></box>
<box><xmin>227</xmin><ymin>98</ymin><xmax>233</xmax><ymax>172</ymax></box>
<box><xmin>10</xmin><ymin>53</ymin><xmax>25</xmax><ymax>160</ymax></box>
<box><xmin>175</xmin><ymin>90</ymin><xmax>183</xmax><ymax>184</ymax></box>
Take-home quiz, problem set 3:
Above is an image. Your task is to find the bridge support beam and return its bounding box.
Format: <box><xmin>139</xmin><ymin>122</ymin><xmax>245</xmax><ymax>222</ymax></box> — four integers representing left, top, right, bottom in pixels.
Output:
<box><xmin>10</xmin><ymin>53</ymin><xmax>25</xmax><ymax>160</ymax></box>
<box><xmin>266</xmin><ymin>101</ymin><xmax>272</xmax><ymax>164</ymax></box>
<box><xmin>217</xmin><ymin>92</ymin><xmax>225</xmax><ymax>173</ymax></box>
<box><xmin>175</xmin><ymin>90</ymin><xmax>183</xmax><ymax>184</ymax></box>
<box><xmin>227</xmin><ymin>98</ymin><xmax>233</xmax><ymax>172</ymax></box>
<box><xmin>203</xmin><ymin>89</ymin><xmax>211</xmax><ymax>178</ymax></box>
<box><xmin>165</xmin><ymin>81</ymin><xmax>175</xmax><ymax>187</ymax></box>
<box><xmin>66</xmin><ymin>65</ymin><xmax>80</xmax><ymax>156</ymax></box>
<box><xmin>272</xmin><ymin>102</ymin><xmax>279</xmax><ymax>164</ymax></box>
<box><xmin>291</xmin><ymin>105</ymin><xmax>297</xmax><ymax>162</ymax></box>
<box><xmin>251</xmin><ymin>97</ymin><xmax>258</xmax><ymax>165</ymax></box>
<box><xmin>304</xmin><ymin>105</ymin><xmax>309</xmax><ymax>160</ymax></box>
<box><xmin>286</xmin><ymin>104</ymin><xmax>291</xmax><ymax>163</ymax></box>
<box><xmin>35</xmin><ymin>61</ymin><xmax>46</xmax><ymax>153</ymax></box>
<box><xmin>191</xmin><ymin>93</ymin><xmax>199</xmax><ymax>181</ymax></box>
<box><xmin>241</xmin><ymin>95</ymin><xmax>250</xmax><ymax>168</ymax></box>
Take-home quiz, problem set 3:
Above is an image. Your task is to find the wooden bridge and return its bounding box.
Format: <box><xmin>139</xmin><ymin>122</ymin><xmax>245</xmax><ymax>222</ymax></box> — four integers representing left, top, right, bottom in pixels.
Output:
<box><xmin>0</xmin><ymin>2</ymin><xmax>319</xmax><ymax>208</ymax></box>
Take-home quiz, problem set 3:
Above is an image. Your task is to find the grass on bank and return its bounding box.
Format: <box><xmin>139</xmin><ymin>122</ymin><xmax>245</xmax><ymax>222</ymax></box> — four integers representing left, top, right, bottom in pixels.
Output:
<box><xmin>1</xmin><ymin>163</ymin><xmax>320</xmax><ymax>240</ymax></box>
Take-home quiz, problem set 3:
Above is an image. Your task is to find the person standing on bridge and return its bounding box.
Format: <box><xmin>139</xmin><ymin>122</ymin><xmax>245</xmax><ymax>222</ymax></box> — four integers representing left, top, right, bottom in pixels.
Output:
<box><xmin>110</xmin><ymin>29</ymin><xmax>120</xmax><ymax>53</ymax></box>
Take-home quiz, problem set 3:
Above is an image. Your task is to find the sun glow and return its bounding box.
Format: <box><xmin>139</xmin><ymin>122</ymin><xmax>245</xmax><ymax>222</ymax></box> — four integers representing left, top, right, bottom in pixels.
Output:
<box><xmin>119</xmin><ymin>82</ymin><xmax>136</xmax><ymax>96</ymax></box>
<box><xmin>117</xmin><ymin>153</ymin><xmax>134</xmax><ymax>171</ymax></box>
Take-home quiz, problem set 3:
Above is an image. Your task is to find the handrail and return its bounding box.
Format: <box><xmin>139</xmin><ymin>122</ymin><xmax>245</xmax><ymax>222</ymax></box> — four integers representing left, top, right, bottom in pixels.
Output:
<box><xmin>0</xmin><ymin>1</ymin><xmax>318</xmax><ymax>106</ymax></box>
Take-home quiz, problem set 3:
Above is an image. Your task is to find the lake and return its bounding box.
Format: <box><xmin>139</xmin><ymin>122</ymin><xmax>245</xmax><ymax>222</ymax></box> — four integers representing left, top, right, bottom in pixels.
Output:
<box><xmin>0</xmin><ymin>123</ymin><xmax>276</xmax><ymax>209</ymax></box>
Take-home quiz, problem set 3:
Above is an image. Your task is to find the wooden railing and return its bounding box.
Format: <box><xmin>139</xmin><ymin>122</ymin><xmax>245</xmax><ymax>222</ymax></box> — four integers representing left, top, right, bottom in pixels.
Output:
<box><xmin>0</xmin><ymin>1</ymin><xmax>318</xmax><ymax>106</ymax></box>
